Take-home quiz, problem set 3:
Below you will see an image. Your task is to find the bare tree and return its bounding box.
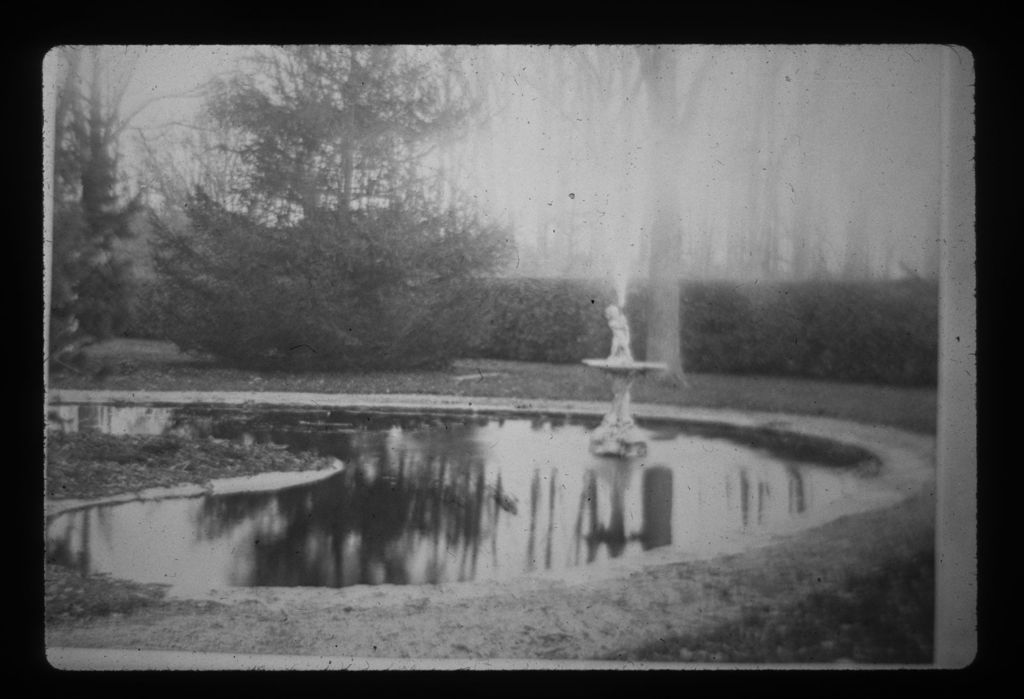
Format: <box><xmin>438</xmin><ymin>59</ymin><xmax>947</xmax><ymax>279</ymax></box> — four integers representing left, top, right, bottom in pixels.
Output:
<box><xmin>49</xmin><ymin>46</ymin><xmax>145</xmax><ymax>349</ymax></box>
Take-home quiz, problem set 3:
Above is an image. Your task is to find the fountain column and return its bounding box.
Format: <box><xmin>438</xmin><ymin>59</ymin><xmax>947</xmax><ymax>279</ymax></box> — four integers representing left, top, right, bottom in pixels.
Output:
<box><xmin>583</xmin><ymin>304</ymin><xmax>666</xmax><ymax>457</ymax></box>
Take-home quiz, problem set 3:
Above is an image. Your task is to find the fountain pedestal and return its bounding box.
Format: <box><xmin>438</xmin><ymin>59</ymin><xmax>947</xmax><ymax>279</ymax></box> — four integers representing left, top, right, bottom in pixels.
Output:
<box><xmin>583</xmin><ymin>359</ymin><xmax>667</xmax><ymax>457</ymax></box>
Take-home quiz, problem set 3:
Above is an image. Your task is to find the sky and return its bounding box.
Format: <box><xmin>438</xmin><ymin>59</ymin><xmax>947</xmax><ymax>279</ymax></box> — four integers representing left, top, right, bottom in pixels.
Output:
<box><xmin>53</xmin><ymin>44</ymin><xmax>966</xmax><ymax>283</ymax></box>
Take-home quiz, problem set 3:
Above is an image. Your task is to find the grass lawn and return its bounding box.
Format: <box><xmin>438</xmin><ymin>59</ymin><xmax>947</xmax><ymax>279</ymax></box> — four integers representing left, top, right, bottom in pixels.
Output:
<box><xmin>50</xmin><ymin>339</ymin><xmax>937</xmax><ymax>434</ymax></box>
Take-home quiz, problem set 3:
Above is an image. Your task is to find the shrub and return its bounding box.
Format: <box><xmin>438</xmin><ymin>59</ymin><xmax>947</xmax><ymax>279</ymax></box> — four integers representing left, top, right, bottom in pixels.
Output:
<box><xmin>149</xmin><ymin>190</ymin><xmax>510</xmax><ymax>371</ymax></box>
<box><xmin>123</xmin><ymin>279</ymin><xmax>172</xmax><ymax>341</ymax></box>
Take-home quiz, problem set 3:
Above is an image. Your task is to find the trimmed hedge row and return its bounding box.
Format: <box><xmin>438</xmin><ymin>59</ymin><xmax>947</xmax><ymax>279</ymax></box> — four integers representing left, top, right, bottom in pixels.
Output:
<box><xmin>468</xmin><ymin>278</ymin><xmax>938</xmax><ymax>386</ymax></box>
<box><xmin>469</xmin><ymin>278</ymin><xmax>617</xmax><ymax>364</ymax></box>
<box><xmin>126</xmin><ymin>276</ymin><xmax>937</xmax><ymax>385</ymax></box>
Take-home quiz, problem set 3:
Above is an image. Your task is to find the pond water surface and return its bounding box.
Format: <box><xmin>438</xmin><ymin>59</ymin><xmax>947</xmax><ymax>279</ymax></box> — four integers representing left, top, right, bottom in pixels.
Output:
<box><xmin>46</xmin><ymin>403</ymin><xmax>879</xmax><ymax>590</ymax></box>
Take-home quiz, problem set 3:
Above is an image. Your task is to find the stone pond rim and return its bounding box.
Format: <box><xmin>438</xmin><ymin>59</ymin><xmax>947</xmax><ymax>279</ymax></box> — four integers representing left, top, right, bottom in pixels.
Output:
<box><xmin>46</xmin><ymin>388</ymin><xmax>905</xmax><ymax>467</ymax></box>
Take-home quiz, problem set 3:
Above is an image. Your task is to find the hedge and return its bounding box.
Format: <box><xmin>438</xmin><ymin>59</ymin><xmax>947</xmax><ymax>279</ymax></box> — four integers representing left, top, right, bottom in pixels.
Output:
<box><xmin>468</xmin><ymin>278</ymin><xmax>938</xmax><ymax>386</ymax></box>
<box><xmin>126</xmin><ymin>276</ymin><xmax>937</xmax><ymax>386</ymax></box>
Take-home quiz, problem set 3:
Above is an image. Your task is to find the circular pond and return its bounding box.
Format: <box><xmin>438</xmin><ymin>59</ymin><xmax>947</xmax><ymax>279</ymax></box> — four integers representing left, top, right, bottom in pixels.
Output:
<box><xmin>46</xmin><ymin>402</ymin><xmax>882</xmax><ymax>590</ymax></box>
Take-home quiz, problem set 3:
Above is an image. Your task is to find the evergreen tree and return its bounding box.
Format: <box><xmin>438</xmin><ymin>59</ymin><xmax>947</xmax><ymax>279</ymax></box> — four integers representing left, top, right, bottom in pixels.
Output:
<box><xmin>153</xmin><ymin>46</ymin><xmax>511</xmax><ymax>370</ymax></box>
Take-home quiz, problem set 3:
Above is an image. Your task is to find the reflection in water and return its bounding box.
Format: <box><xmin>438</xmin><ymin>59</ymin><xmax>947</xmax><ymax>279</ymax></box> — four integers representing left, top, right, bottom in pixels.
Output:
<box><xmin>642</xmin><ymin>467</ymin><xmax>673</xmax><ymax>550</ymax></box>
<box><xmin>788</xmin><ymin>464</ymin><xmax>806</xmax><ymax>514</ymax></box>
<box><xmin>49</xmin><ymin>404</ymin><xmax>177</xmax><ymax>436</ymax></box>
<box><xmin>46</xmin><ymin>404</ymin><xmax>871</xmax><ymax>589</ymax></box>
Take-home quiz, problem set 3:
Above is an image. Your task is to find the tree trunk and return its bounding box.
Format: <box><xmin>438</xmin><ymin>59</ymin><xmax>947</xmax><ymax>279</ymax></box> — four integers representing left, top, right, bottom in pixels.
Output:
<box><xmin>340</xmin><ymin>123</ymin><xmax>354</xmax><ymax>216</ymax></box>
<box><xmin>842</xmin><ymin>206</ymin><xmax>871</xmax><ymax>279</ymax></box>
<box><xmin>83</xmin><ymin>48</ymin><xmax>110</xmax><ymax>239</ymax></box>
<box><xmin>618</xmin><ymin>60</ymin><xmax>635</xmax><ymax>269</ymax></box>
<box><xmin>791</xmin><ymin>191</ymin><xmax>814</xmax><ymax>279</ymax></box>
<box><xmin>339</xmin><ymin>55</ymin><xmax>357</xmax><ymax>218</ymax></box>
<box><xmin>642</xmin><ymin>47</ymin><xmax>685</xmax><ymax>383</ymax></box>
<box><xmin>533</xmin><ymin>57</ymin><xmax>551</xmax><ymax>275</ymax></box>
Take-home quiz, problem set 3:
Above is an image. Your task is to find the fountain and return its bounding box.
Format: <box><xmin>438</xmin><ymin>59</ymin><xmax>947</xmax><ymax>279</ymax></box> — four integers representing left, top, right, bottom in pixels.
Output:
<box><xmin>583</xmin><ymin>304</ymin><xmax>667</xmax><ymax>457</ymax></box>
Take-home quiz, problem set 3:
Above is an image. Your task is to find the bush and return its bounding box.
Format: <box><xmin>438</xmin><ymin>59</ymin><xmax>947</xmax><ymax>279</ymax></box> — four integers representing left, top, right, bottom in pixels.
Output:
<box><xmin>148</xmin><ymin>190</ymin><xmax>510</xmax><ymax>371</ymax></box>
<box><xmin>123</xmin><ymin>279</ymin><xmax>173</xmax><ymax>341</ymax></box>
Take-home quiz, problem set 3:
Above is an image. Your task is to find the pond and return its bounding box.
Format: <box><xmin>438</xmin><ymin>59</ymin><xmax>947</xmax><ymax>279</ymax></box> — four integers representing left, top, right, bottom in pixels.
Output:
<box><xmin>46</xmin><ymin>403</ymin><xmax>881</xmax><ymax>590</ymax></box>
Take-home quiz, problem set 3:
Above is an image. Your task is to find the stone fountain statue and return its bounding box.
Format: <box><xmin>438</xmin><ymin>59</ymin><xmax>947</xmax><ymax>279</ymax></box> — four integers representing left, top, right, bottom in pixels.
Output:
<box><xmin>605</xmin><ymin>305</ymin><xmax>633</xmax><ymax>363</ymax></box>
<box><xmin>583</xmin><ymin>304</ymin><xmax>667</xmax><ymax>457</ymax></box>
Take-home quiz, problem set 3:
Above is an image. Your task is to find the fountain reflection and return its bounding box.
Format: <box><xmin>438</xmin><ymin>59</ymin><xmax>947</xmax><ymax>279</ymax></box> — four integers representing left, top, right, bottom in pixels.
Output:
<box><xmin>190</xmin><ymin>427</ymin><xmax>497</xmax><ymax>587</ymax></box>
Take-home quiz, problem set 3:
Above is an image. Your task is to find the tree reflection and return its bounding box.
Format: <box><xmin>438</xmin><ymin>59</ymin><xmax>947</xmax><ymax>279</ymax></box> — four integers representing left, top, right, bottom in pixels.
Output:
<box><xmin>526</xmin><ymin>469</ymin><xmax>541</xmax><ymax>571</ymax></box>
<box><xmin>545</xmin><ymin>468</ymin><xmax>558</xmax><ymax>570</ymax></box>
<box><xmin>192</xmin><ymin>418</ymin><xmax>499</xmax><ymax>587</ymax></box>
<box><xmin>46</xmin><ymin>507</ymin><xmax>92</xmax><ymax>573</ymax></box>
<box><xmin>575</xmin><ymin>462</ymin><xmax>637</xmax><ymax>561</ymax></box>
<box><xmin>740</xmin><ymin>468</ymin><xmax>750</xmax><ymax>527</ymax></box>
<box><xmin>786</xmin><ymin>463</ymin><xmax>806</xmax><ymax>513</ymax></box>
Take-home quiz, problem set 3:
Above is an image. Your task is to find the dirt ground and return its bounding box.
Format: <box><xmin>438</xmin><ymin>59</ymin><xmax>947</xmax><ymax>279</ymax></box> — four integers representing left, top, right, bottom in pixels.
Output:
<box><xmin>46</xmin><ymin>491</ymin><xmax>934</xmax><ymax>665</ymax></box>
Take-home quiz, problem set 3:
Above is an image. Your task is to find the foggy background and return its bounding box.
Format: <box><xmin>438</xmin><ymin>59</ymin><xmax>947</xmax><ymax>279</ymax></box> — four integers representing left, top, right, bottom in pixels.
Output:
<box><xmin>64</xmin><ymin>44</ymin><xmax>954</xmax><ymax>288</ymax></box>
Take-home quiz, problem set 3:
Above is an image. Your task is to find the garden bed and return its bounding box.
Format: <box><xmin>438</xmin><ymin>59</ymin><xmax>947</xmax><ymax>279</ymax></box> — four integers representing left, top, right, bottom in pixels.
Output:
<box><xmin>46</xmin><ymin>431</ymin><xmax>337</xmax><ymax>501</ymax></box>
